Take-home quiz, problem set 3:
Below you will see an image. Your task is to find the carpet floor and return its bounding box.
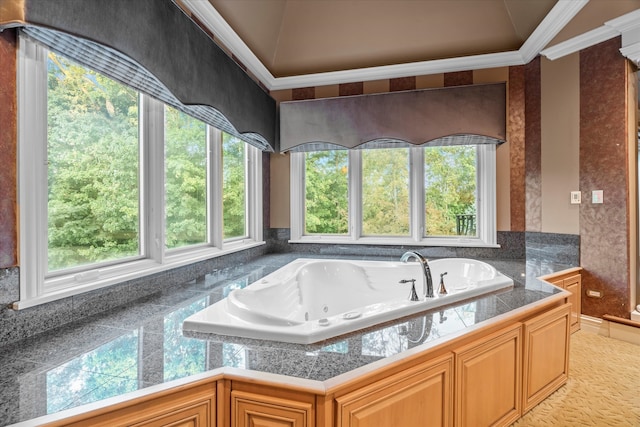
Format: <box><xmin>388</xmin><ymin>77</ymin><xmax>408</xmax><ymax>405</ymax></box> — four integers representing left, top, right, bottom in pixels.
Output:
<box><xmin>512</xmin><ymin>330</ymin><xmax>639</xmax><ymax>426</ymax></box>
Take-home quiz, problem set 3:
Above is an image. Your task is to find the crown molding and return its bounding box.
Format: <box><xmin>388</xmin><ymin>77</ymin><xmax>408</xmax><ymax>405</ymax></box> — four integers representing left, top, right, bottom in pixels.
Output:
<box><xmin>540</xmin><ymin>8</ymin><xmax>640</xmax><ymax>62</ymax></box>
<box><xmin>620</xmin><ymin>42</ymin><xmax>640</xmax><ymax>65</ymax></box>
<box><xmin>519</xmin><ymin>0</ymin><xmax>589</xmax><ymax>63</ymax></box>
<box><xmin>540</xmin><ymin>26</ymin><xmax>619</xmax><ymax>60</ymax></box>
<box><xmin>183</xmin><ymin>0</ymin><xmax>589</xmax><ymax>91</ymax></box>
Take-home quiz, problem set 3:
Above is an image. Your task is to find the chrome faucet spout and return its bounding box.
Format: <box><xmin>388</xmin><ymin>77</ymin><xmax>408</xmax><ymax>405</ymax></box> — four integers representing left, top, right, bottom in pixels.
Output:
<box><xmin>400</xmin><ymin>251</ymin><xmax>434</xmax><ymax>298</ymax></box>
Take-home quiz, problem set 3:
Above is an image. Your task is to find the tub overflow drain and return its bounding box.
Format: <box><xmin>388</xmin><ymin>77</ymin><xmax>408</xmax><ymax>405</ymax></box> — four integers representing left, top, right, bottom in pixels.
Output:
<box><xmin>323</xmin><ymin>305</ymin><xmax>329</xmax><ymax>313</ymax></box>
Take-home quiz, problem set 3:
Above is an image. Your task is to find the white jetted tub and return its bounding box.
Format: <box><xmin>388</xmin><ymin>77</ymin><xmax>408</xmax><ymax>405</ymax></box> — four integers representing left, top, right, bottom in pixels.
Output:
<box><xmin>183</xmin><ymin>257</ymin><xmax>514</xmax><ymax>344</ymax></box>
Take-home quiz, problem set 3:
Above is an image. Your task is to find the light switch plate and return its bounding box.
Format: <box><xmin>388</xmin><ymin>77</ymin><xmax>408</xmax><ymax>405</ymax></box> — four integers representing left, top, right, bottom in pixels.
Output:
<box><xmin>592</xmin><ymin>190</ymin><xmax>603</xmax><ymax>204</ymax></box>
<box><xmin>570</xmin><ymin>191</ymin><xmax>581</xmax><ymax>204</ymax></box>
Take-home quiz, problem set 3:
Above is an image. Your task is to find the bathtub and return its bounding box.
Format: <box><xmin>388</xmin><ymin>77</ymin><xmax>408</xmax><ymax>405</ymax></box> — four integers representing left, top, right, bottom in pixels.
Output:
<box><xmin>183</xmin><ymin>257</ymin><xmax>514</xmax><ymax>344</ymax></box>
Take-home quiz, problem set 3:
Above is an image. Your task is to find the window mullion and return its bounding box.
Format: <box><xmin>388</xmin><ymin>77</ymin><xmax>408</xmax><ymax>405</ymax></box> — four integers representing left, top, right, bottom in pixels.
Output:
<box><xmin>349</xmin><ymin>150</ymin><xmax>362</xmax><ymax>239</ymax></box>
<box><xmin>141</xmin><ymin>94</ymin><xmax>166</xmax><ymax>263</ymax></box>
<box><xmin>209</xmin><ymin>127</ymin><xmax>224</xmax><ymax>248</ymax></box>
<box><xmin>246</xmin><ymin>146</ymin><xmax>263</xmax><ymax>241</ymax></box>
<box><xmin>18</xmin><ymin>36</ymin><xmax>48</xmax><ymax>299</ymax></box>
<box><xmin>411</xmin><ymin>147</ymin><xmax>424</xmax><ymax>241</ymax></box>
<box><xmin>290</xmin><ymin>152</ymin><xmax>304</xmax><ymax>240</ymax></box>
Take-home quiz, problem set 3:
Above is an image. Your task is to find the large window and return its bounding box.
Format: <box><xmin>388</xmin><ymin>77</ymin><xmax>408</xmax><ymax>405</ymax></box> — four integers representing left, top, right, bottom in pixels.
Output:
<box><xmin>304</xmin><ymin>150</ymin><xmax>348</xmax><ymax>235</ymax></box>
<box><xmin>18</xmin><ymin>38</ymin><xmax>263</xmax><ymax>308</ymax></box>
<box><xmin>47</xmin><ymin>52</ymin><xmax>141</xmax><ymax>271</ymax></box>
<box><xmin>291</xmin><ymin>144</ymin><xmax>496</xmax><ymax>247</ymax></box>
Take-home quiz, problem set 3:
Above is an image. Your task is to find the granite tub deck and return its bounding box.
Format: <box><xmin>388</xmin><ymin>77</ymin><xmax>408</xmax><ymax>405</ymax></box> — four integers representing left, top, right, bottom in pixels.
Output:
<box><xmin>0</xmin><ymin>253</ymin><xmax>571</xmax><ymax>426</ymax></box>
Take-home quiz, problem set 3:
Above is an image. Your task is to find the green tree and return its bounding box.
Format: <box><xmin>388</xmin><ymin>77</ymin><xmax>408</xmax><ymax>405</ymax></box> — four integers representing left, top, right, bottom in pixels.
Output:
<box><xmin>362</xmin><ymin>148</ymin><xmax>410</xmax><ymax>235</ymax></box>
<box><xmin>424</xmin><ymin>146</ymin><xmax>477</xmax><ymax>236</ymax></box>
<box><xmin>47</xmin><ymin>52</ymin><xmax>140</xmax><ymax>270</ymax></box>
<box><xmin>164</xmin><ymin>106</ymin><xmax>207</xmax><ymax>249</ymax></box>
<box><xmin>304</xmin><ymin>150</ymin><xmax>348</xmax><ymax>234</ymax></box>
<box><xmin>222</xmin><ymin>134</ymin><xmax>246</xmax><ymax>239</ymax></box>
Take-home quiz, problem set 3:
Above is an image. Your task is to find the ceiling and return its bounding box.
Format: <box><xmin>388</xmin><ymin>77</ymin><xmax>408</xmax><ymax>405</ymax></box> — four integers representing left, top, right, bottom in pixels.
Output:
<box><xmin>184</xmin><ymin>0</ymin><xmax>640</xmax><ymax>88</ymax></box>
<box><xmin>207</xmin><ymin>0</ymin><xmax>558</xmax><ymax>77</ymax></box>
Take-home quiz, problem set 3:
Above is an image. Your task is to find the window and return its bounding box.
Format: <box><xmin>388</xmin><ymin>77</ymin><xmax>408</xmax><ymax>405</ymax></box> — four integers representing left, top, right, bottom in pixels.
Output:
<box><xmin>304</xmin><ymin>150</ymin><xmax>348</xmax><ymax>235</ymax></box>
<box><xmin>17</xmin><ymin>37</ymin><xmax>263</xmax><ymax>308</ymax></box>
<box><xmin>424</xmin><ymin>145</ymin><xmax>477</xmax><ymax>237</ymax></box>
<box><xmin>164</xmin><ymin>106</ymin><xmax>207</xmax><ymax>249</ymax></box>
<box><xmin>222</xmin><ymin>133</ymin><xmax>247</xmax><ymax>240</ymax></box>
<box><xmin>362</xmin><ymin>148</ymin><xmax>410</xmax><ymax>236</ymax></box>
<box><xmin>291</xmin><ymin>144</ymin><xmax>496</xmax><ymax>247</ymax></box>
<box><xmin>46</xmin><ymin>51</ymin><xmax>141</xmax><ymax>271</ymax></box>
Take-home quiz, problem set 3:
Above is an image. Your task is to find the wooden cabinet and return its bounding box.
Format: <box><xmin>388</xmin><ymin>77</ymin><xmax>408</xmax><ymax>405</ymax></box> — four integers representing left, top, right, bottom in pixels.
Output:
<box><xmin>547</xmin><ymin>270</ymin><xmax>582</xmax><ymax>333</ymax></box>
<box><xmin>522</xmin><ymin>304</ymin><xmax>570</xmax><ymax>414</ymax></box>
<box><xmin>44</xmin><ymin>379</ymin><xmax>217</xmax><ymax>427</ymax></box>
<box><xmin>454</xmin><ymin>324</ymin><xmax>522</xmax><ymax>427</ymax></box>
<box><xmin>335</xmin><ymin>353</ymin><xmax>453</xmax><ymax>427</ymax></box>
<box><xmin>231</xmin><ymin>389</ymin><xmax>314</xmax><ymax>427</ymax></box>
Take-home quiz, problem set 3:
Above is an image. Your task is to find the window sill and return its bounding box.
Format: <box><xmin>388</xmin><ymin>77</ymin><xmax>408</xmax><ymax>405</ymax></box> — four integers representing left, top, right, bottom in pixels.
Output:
<box><xmin>13</xmin><ymin>240</ymin><xmax>265</xmax><ymax>310</ymax></box>
<box><xmin>288</xmin><ymin>236</ymin><xmax>500</xmax><ymax>248</ymax></box>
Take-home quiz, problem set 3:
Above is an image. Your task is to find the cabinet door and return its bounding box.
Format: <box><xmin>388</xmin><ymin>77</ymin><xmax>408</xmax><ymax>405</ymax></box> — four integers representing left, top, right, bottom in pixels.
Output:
<box><xmin>454</xmin><ymin>324</ymin><xmax>521</xmax><ymax>427</ymax></box>
<box><xmin>52</xmin><ymin>380</ymin><xmax>217</xmax><ymax>427</ymax></box>
<box><xmin>563</xmin><ymin>274</ymin><xmax>581</xmax><ymax>333</ymax></box>
<box><xmin>231</xmin><ymin>390</ymin><xmax>313</xmax><ymax>427</ymax></box>
<box><xmin>335</xmin><ymin>353</ymin><xmax>453</xmax><ymax>427</ymax></box>
<box><xmin>522</xmin><ymin>304</ymin><xmax>570</xmax><ymax>414</ymax></box>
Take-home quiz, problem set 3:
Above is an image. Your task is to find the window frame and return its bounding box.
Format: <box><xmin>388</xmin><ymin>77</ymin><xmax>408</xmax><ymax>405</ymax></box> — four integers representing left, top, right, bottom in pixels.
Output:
<box><xmin>17</xmin><ymin>37</ymin><xmax>263</xmax><ymax>309</ymax></box>
<box><xmin>290</xmin><ymin>144</ymin><xmax>497</xmax><ymax>247</ymax></box>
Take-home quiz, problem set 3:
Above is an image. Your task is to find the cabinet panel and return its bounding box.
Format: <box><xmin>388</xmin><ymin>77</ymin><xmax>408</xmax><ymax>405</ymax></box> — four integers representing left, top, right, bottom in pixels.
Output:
<box><xmin>53</xmin><ymin>380</ymin><xmax>217</xmax><ymax>427</ymax></box>
<box><xmin>522</xmin><ymin>304</ymin><xmax>570</xmax><ymax>414</ymax></box>
<box><xmin>564</xmin><ymin>275</ymin><xmax>581</xmax><ymax>333</ymax></box>
<box><xmin>546</xmin><ymin>271</ymin><xmax>581</xmax><ymax>333</ymax></box>
<box><xmin>231</xmin><ymin>390</ymin><xmax>313</xmax><ymax>427</ymax></box>
<box><xmin>335</xmin><ymin>354</ymin><xmax>453</xmax><ymax>427</ymax></box>
<box><xmin>454</xmin><ymin>324</ymin><xmax>521</xmax><ymax>427</ymax></box>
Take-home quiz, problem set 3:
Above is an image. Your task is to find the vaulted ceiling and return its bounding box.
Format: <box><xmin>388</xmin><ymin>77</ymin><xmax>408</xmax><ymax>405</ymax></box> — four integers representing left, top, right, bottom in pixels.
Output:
<box><xmin>207</xmin><ymin>0</ymin><xmax>558</xmax><ymax>77</ymax></box>
<box><xmin>182</xmin><ymin>0</ymin><xmax>640</xmax><ymax>89</ymax></box>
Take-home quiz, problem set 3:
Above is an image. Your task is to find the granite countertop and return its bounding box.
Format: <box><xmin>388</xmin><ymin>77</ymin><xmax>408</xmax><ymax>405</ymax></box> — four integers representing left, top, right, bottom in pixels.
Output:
<box><xmin>0</xmin><ymin>253</ymin><xmax>575</xmax><ymax>426</ymax></box>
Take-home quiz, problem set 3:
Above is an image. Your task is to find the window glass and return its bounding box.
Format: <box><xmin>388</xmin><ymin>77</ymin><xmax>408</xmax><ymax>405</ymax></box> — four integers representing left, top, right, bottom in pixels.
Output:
<box><xmin>362</xmin><ymin>148</ymin><xmax>410</xmax><ymax>236</ymax></box>
<box><xmin>164</xmin><ymin>106</ymin><xmax>207</xmax><ymax>249</ymax></box>
<box><xmin>222</xmin><ymin>133</ymin><xmax>247</xmax><ymax>239</ymax></box>
<box><xmin>424</xmin><ymin>146</ymin><xmax>477</xmax><ymax>237</ymax></box>
<box><xmin>47</xmin><ymin>52</ymin><xmax>140</xmax><ymax>271</ymax></box>
<box><xmin>304</xmin><ymin>150</ymin><xmax>349</xmax><ymax>234</ymax></box>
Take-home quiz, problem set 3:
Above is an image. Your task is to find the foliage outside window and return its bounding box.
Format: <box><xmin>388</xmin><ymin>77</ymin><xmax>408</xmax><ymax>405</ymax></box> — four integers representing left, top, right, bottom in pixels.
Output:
<box><xmin>424</xmin><ymin>145</ymin><xmax>477</xmax><ymax>237</ymax></box>
<box><xmin>362</xmin><ymin>148</ymin><xmax>410</xmax><ymax>236</ymax></box>
<box><xmin>304</xmin><ymin>150</ymin><xmax>348</xmax><ymax>234</ymax></box>
<box><xmin>165</xmin><ymin>106</ymin><xmax>208</xmax><ymax>249</ymax></box>
<box><xmin>290</xmin><ymin>144</ymin><xmax>496</xmax><ymax>247</ymax></box>
<box><xmin>222</xmin><ymin>133</ymin><xmax>247</xmax><ymax>239</ymax></box>
<box><xmin>47</xmin><ymin>52</ymin><xmax>141</xmax><ymax>271</ymax></box>
<box><xmin>18</xmin><ymin>38</ymin><xmax>263</xmax><ymax>308</ymax></box>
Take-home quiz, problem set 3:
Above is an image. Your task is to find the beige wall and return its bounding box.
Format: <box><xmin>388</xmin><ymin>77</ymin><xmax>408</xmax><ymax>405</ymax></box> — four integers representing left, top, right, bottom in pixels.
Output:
<box><xmin>474</xmin><ymin>68</ymin><xmax>511</xmax><ymax>232</ymax></box>
<box><xmin>540</xmin><ymin>54</ymin><xmax>580</xmax><ymax>234</ymax></box>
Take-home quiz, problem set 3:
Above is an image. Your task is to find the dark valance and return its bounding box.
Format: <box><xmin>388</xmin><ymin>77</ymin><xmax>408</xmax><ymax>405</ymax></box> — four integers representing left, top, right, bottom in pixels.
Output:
<box><xmin>280</xmin><ymin>83</ymin><xmax>506</xmax><ymax>152</ymax></box>
<box><xmin>0</xmin><ymin>0</ymin><xmax>276</xmax><ymax>151</ymax></box>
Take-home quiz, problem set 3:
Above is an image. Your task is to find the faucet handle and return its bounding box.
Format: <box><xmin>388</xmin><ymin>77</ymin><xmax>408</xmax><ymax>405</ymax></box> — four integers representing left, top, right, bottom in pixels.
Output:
<box><xmin>438</xmin><ymin>272</ymin><xmax>448</xmax><ymax>295</ymax></box>
<box><xmin>399</xmin><ymin>279</ymin><xmax>420</xmax><ymax>302</ymax></box>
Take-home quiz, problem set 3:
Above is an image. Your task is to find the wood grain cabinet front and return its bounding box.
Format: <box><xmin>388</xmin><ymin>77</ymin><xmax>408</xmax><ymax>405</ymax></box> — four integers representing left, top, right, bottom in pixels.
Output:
<box><xmin>334</xmin><ymin>353</ymin><xmax>454</xmax><ymax>427</ymax></box>
<box><xmin>522</xmin><ymin>304</ymin><xmax>570</xmax><ymax>414</ymax></box>
<box><xmin>231</xmin><ymin>390</ymin><xmax>314</xmax><ymax>427</ymax></box>
<box><xmin>43</xmin><ymin>380</ymin><xmax>217</xmax><ymax>427</ymax></box>
<box><xmin>547</xmin><ymin>271</ymin><xmax>582</xmax><ymax>333</ymax></box>
<box><xmin>454</xmin><ymin>324</ymin><xmax>522</xmax><ymax>427</ymax></box>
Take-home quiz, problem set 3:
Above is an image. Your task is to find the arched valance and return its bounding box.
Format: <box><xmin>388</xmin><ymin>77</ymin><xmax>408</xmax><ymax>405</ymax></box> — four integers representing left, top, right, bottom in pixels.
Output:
<box><xmin>1</xmin><ymin>0</ymin><xmax>276</xmax><ymax>151</ymax></box>
<box><xmin>280</xmin><ymin>83</ymin><xmax>506</xmax><ymax>152</ymax></box>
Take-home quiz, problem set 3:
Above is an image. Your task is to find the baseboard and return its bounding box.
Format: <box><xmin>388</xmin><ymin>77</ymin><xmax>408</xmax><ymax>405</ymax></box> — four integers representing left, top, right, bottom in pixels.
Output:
<box><xmin>579</xmin><ymin>314</ymin><xmax>640</xmax><ymax>345</ymax></box>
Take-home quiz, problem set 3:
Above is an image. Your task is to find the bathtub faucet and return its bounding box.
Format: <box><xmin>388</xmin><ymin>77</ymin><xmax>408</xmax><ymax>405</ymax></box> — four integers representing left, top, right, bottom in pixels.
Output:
<box><xmin>400</xmin><ymin>251</ymin><xmax>434</xmax><ymax>298</ymax></box>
